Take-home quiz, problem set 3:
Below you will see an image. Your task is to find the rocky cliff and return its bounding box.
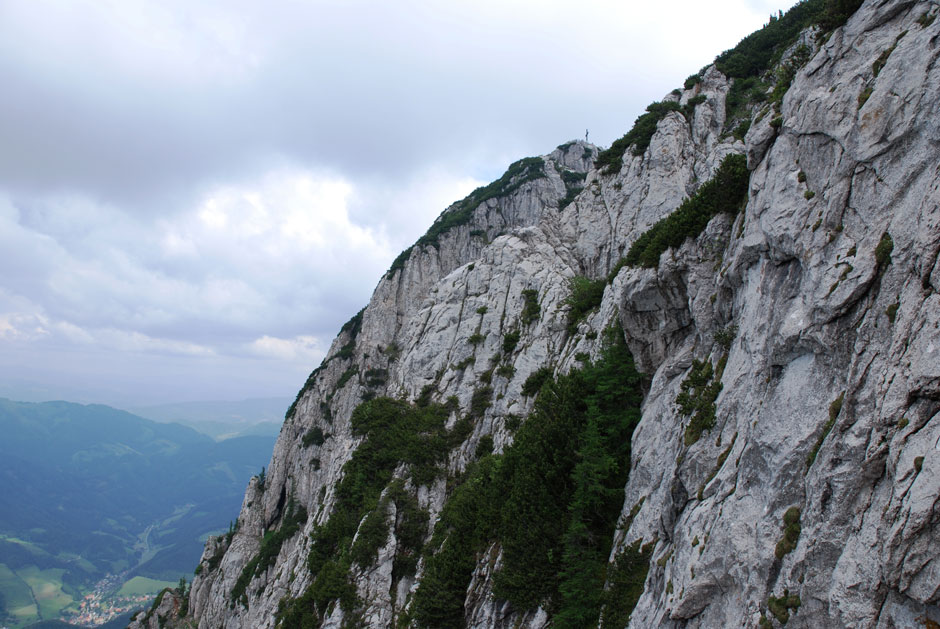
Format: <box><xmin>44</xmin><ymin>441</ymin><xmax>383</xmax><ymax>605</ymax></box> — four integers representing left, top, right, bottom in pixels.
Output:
<box><xmin>165</xmin><ymin>1</ymin><xmax>940</xmax><ymax>627</ymax></box>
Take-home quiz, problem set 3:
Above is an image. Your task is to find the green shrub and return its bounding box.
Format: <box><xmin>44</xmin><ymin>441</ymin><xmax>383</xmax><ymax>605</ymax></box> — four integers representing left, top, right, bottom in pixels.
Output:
<box><xmin>886</xmin><ymin>302</ymin><xmax>899</xmax><ymax>323</ymax></box>
<box><xmin>733</xmin><ymin>118</ymin><xmax>752</xmax><ymax>141</ymax></box>
<box><xmin>816</xmin><ymin>0</ymin><xmax>864</xmax><ymax>31</ymax></box>
<box><xmin>522</xmin><ymin>366</ymin><xmax>553</xmax><ymax>397</ymax></box>
<box><xmin>387</xmin><ymin>157</ymin><xmax>545</xmax><ymax>276</ymax></box>
<box><xmin>595</xmin><ymin>101</ymin><xmax>683</xmax><ymax>173</ymax></box>
<box><xmin>502</xmin><ymin>330</ymin><xmax>521</xmax><ymax>354</ymax></box>
<box><xmin>470</xmin><ymin>386</ymin><xmax>493</xmax><ymax>418</ymax></box>
<box><xmin>350</xmin><ymin>499</ymin><xmax>390</xmax><ymax>567</ymax></box>
<box><xmin>684</xmin><ymin>73</ymin><xmax>702</xmax><ymax>89</ymax></box>
<box><xmin>598</xmin><ymin>540</ymin><xmax>654</xmax><ymax>628</ymax></box>
<box><xmin>521</xmin><ymin>289</ymin><xmax>541</xmax><ymax>325</ymax></box>
<box><xmin>412</xmin><ymin>328</ymin><xmax>645</xmax><ymax>626</ymax></box>
<box><xmin>767</xmin><ymin>589</ymin><xmax>802</xmax><ymax>624</ymax></box>
<box><xmin>560</xmin><ymin>170</ymin><xmax>587</xmax><ymax>210</ymax></box>
<box><xmin>496</xmin><ymin>364</ymin><xmax>516</xmax><ymax>379</ymax></box>
<box><xmin>858</xmin><ymin>86</ymin><xmax>873</xmax><ymax>109</ymax></box>
<box><xmin>622</xmin><ymin>154</ymin><xmax>749</xmax><ymax>268</ymax></box>
<box><xmin>475</xmin><ymin>435</ymin><xmax>494</xmax><ymax>458</ymax></box>
<box><xmin>364</xmin><ymin>367</ymin><xmax>388</xmax><ymax>388</ymax></box>
<box><xmin>231</xmin><ymin>501</ymin><xmax>308</xmax><ymax>607</ymax></box>
<box><xmin>774</xmin><ymin>507</ymin><xmax>802</xmax><ymax>559</ymax></box>
<box><xmin>336</xmin><ymin>365</ymin><xmax>358</xmax><ymax>390</ymax></box>
<box><xmin>714</xmin><ymin>325</ymin><xmax>738</xmax><ymax>350</ymax></box>
<box><xmin>564</xmin><ymin>276</ymin><xmax>606</xmax><ymax>336</ymax></box>
<box><xmin>875</xmin><ymin>232</ymin><xmax>893</xmax><ymax>268</ymax></box>
<box><xmin>302</xmin><ymin>426</ymin><xmax>326</xmax><ymax>448</ymax></box>
<box><xmin>807</xmin><ymin>391</ymin><xmax>844</xmax><ymax>467</ymax></box>
<box><xmin>677</xmin><ymin>356</ymin><xmax>726</xmax><ymax>446</ymax></box>
<box><xmin>284</xmin><ymin>308</ymin><xmax>365</xmax><ymax>420</ymax></box>
<box><xmin>914</xmin><ymin>456</ymin><xmax>924</xmax><ymax>473</ymax></box>
<box><xmin>467</xmin><ymin>332</ymin><xmax>485</xmax><ymax>346</ymax></box>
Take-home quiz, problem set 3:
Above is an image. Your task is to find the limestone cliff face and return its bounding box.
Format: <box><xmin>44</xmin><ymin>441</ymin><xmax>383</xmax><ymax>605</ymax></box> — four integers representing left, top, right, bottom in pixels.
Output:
<box><xmin>186</xmin><ymin>1</ymin><xmax>940</xmax><ymax>627</ymax></box>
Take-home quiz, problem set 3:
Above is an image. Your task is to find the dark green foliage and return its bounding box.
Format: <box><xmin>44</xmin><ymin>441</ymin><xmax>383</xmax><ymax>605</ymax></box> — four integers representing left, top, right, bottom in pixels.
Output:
<box><xmin>467</xmin><ymin>332</ymin><xmax>485</xmax><ymax>346</ymax></box>
<box><xmin>279</xmin><ymin>397</ymin><xmax>461</xmax><ymax>625</ymax></box>
<box><xmin>595</xmin><ymin>101</ymin><xmax>683</xmax><ymax>172</ymax></box>
<box><xmin>339</xmin><ymin>307</ymin><xmax>364</xmax><ymax>338</ymax></box>
<box><xmin>858</xmin><ymin>86</ymin><xmax>873</xmax><ymax>109</ymax></box>
<box><xmin>364</xmin><ymin>368</ymin><xmax>388</xmax><ymax>388</ymax></box>
<box><xmin>522</xmin><ymin>366</ymin><xmax>553</xmax><ymax>397</ymax></box>
<box><xmin>521</xmin><ymin>289</ymin><xmax>541</xmax><ymax>325</ymax></box>
<box><xmin>774</xmin><ymin>507</ymin><xmax>802</xmax><ymax>559</ymax></box>
<box><xmin>336</xmin><ymin>366</ymin><xmax>358</xmax><ymax>390</ymax></box>
<box><xmin>715</xmin><ymin>1</ymin><xmax>824</xmax><ymax>79</ymax></box>
<box><xmin>914</xmin><ymin>456</ymin><xmax>924</xmax><ymax>473</ymax></box>
<box><xmin>410</xmin><ymin>458</ymin><xmax>502</xmax><ymax>628</ymax></box>
<box><xmin>495</xmin><ymin>328</ymin><xmax>644</xmax><ymax>616</ymax></box>
<box><xmin>807</xmin><ymin>391</ymin><xmax>843</xmax><ymax>467</ymax></box>
<box><xmin>495</xmin><ymin>364</ymin><xmax>516</xmax><ymax>379</ymax></box>
<box><xmin>349</xmin><ymin>500</ymin><xmax>390</xmax><ymax>567</ymax></box>
<box><xmin>725</xmin><ymin>76</ymin><xmax>769</xmax><ymax>127</ymax></box>
<box><xmin>231</xmin><ymin>501</ymin><xmax>308</xmax><ymax>607</ymax></box>
<box><xmin>622</xmin><ymin>154</ymin><xmax>749</xmax><ymax>268</ymax></box>
<box><xmin>684</xmin><ymin>73</ymin><xmax>702</xmax><ymax>89</ymax></box>
<box><xmin>416</xmin><ymin>384</ymin><xmax>436</xmax><ymax>408</ymax></box>
<box><xmin>714</xmin><ymin>325</ymin><xmax>738</xmax><ymax>350</ymax></box>
<box><xmin>770</xmin><ymin>44</ymin><xmax>811</xmax><ymax>106</ymax></box>
<box><xmin>564</xmin><ymin>276</ymin><xmax>606</xmax><ymax>335</ymax></box>
<box><xmin>685</xmin><ymin>94</ymin><xmax>707</xmax><ymax>111</ymax></box>
<box><xmin>676</xmin><ymin>355</ymin><xmax>727</xmax><ymax>446</ymax></box>
<box><xmin>560</xmin><ymin>170</ymin><xmax>587</xmax><ymax>209</ymax></box>
<box><xmin>505</xmin><ymin>414</ymin><xmax>522</xmax><ymax>431</ymax></box>
<box><xmin>386</xmin><ymin>158</ymin><xmax>545</xmax><ymax>276</ymax></box>
<box><xmin>733</xmin><ymin>119</ymin><xmax>752</xmax><ymax>141</ymax></box>
<box><xmin>767</xmin><ymin>590</ymin><xmax>802</xmax><ymax>624</ymax></box>
<box><xmin>886</xmin><ymin>302</ymin><xmax>899</xmax><ymax>323</ymax></box>
<box><xmin>469</xmin><ymin>386</ymin><xmax>493</xmax><ymax>418</ymax></box>
<box><xmin>502</xmin><ymin>330</ymin><xmax>521</xmax><ymax>354</ymax></box>
<box><xmin>816</xmin><ymin>0</ymin><xmax>864</xmax><ymax>31</ymax></box>
<box><xmin>475</xmin><ymin>435</ymin><xmax>494</xmax><ymax>458</ymax></box>
<box><xmin>411</xmin><ymin>328</ymin><xmax>645</xmax><ymax>626</ymax></box>
<box><xmin>598</xmin><ymin>540</ymin><xmax>654</xmax><ymax>629</ymax></box>
<box><xmin>872</xmin><ymin>42</ymin><xmax>897</xmax><ymax>78</ymax></box>
<box><xmin>389</xmin><ymin>483</ymin><xmax>429</xmax><ymax>584</ymax></box>
<box><xmin>918</xmin><ymin>10</ymin><xmax>937</xmax><ymax>27</ymax></box>
<box><xmin>302</xmin><ymin>426</ymin><xmax>326</xmax><ymax>448</ymax></box>
<box><xmin>875</xmin><ymin>232</ymin><xmax>893</xmax><ymax>268</ymax></box>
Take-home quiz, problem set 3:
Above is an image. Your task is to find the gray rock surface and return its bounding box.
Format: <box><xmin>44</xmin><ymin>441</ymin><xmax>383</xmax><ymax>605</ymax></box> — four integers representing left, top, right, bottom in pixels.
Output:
<box><xmin>185</xmin><ymin>1</ymin><xmax>940</xmax><ymax>627</ymax></box>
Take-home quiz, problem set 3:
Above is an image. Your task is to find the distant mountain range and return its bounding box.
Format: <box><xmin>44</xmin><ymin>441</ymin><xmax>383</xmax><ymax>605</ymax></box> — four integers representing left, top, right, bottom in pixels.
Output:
<box><xmin>0</xmin><ymin>398</ymin><xmax>276</xmax><ymax>628</ymax></box>
<box><xmin>128</xmin><ymin>397</ymin><xmax>290</xmax><ymax>440</ymax></box>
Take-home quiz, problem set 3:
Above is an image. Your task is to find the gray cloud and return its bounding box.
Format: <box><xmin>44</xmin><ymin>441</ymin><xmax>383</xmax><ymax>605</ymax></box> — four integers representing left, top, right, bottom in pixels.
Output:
<box><xmin>0</xmin><ymin>0</ymin><xmax>784</xmax><ymax>406</ymax></box>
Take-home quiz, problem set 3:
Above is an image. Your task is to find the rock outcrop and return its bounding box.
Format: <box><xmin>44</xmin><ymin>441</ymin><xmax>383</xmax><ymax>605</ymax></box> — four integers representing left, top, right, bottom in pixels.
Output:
<box><xmin>185</xmin><ymin>1</ymin><xmax>940</xmax><ymax>627</ymax></box>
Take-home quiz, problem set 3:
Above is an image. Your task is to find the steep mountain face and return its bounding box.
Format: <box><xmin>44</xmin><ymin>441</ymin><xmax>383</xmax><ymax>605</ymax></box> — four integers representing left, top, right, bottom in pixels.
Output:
<box><xmin>170</xmin><ymin>1</ymin><xmax>940</xmax><ymax>627</ymax></box>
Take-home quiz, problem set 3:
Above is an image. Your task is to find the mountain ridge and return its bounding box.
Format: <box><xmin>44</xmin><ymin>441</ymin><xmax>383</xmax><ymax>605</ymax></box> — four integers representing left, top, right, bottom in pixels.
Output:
<box><xmin>151</xmin><ymin>1</ymin><xmax>940</xmax><ymax>627</ymax></box>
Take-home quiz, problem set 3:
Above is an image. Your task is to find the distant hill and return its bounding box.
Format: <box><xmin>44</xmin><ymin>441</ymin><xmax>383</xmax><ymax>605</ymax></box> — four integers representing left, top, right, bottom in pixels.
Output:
<box><xmin>128</xmin><ymin>397</ymin><xmax>289</xmax><ymax>440</ymax></box>
<box><xmin>0</xmin><ymin>398</ymin><xmax>275</xmax><ymax>627</ymax></box>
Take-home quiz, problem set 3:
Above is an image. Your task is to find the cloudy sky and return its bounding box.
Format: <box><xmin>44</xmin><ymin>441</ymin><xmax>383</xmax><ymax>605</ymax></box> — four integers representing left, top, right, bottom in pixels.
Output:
<box><xmin>0</xmin><ymin>0</ymin><xmax>784</xmax><ymax>408</ymax></box>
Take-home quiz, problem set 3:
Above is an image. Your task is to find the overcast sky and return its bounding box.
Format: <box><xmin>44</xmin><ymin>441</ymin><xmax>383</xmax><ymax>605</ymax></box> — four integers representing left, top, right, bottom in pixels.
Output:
<box><xmin>0</xmin><ymin>0</ymin><xmax>785</xmax><ymax>408</ymax></box>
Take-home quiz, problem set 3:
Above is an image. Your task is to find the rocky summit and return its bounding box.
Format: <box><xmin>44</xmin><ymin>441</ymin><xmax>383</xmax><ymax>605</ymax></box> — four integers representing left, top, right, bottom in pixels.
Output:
<box><xmin>133</xmin><ymin>0</ymin><xmax>940</xmax><ymax>627</ymax></box>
